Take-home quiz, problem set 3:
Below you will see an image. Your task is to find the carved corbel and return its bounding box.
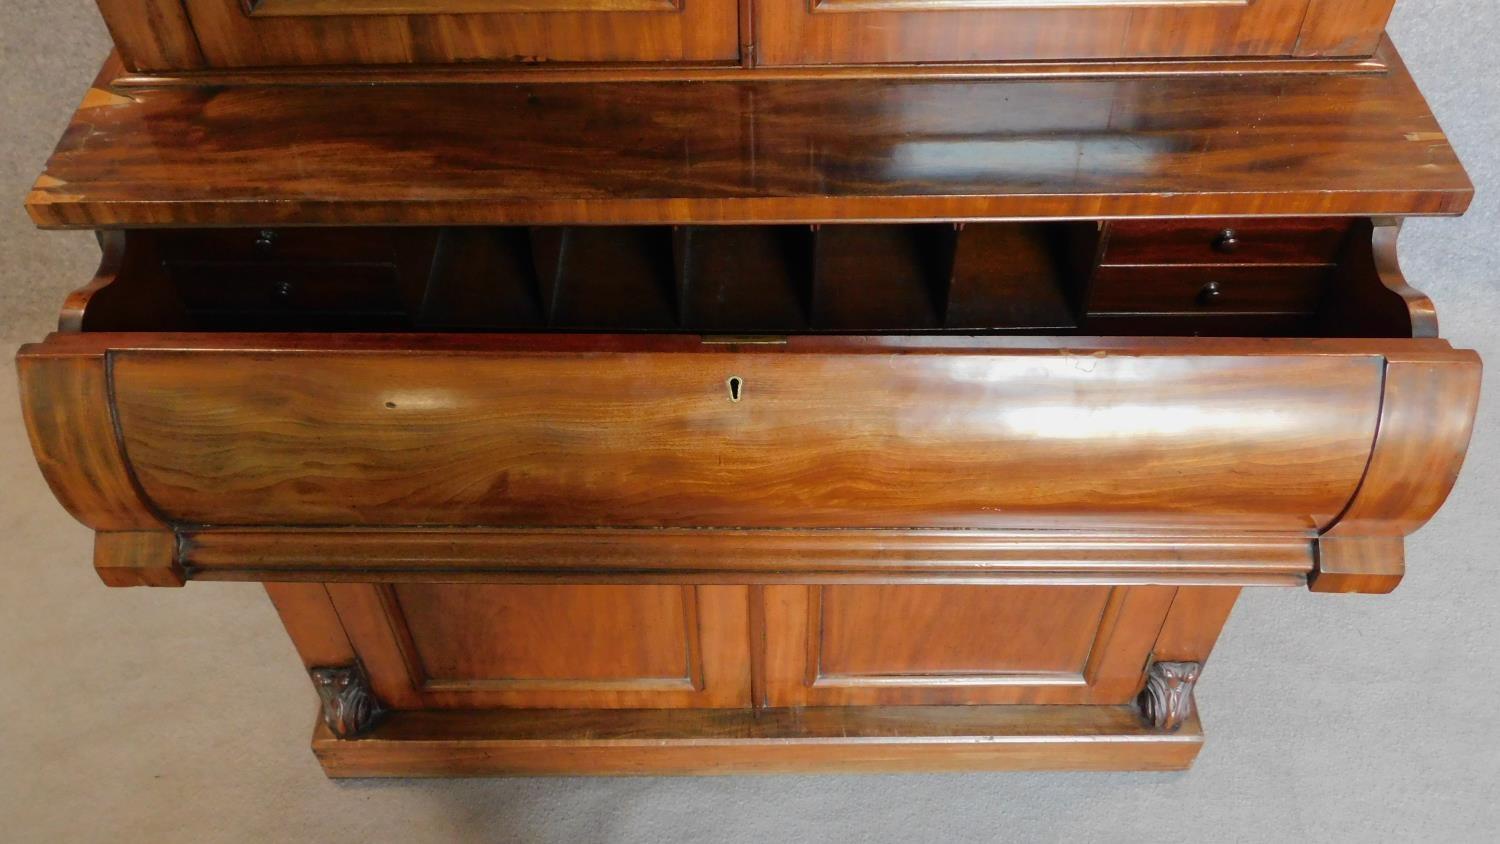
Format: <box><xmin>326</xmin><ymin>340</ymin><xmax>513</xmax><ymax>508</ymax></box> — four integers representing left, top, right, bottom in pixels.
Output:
<box><xmin>310</xmin><ymin>662</ymin><xmax>385</xmax><ymax>739</ymax></box>
<box><xmin>1137</xmin><ymin>660</ymin><xmax>1201</xmax><ymax>733</ymax></box>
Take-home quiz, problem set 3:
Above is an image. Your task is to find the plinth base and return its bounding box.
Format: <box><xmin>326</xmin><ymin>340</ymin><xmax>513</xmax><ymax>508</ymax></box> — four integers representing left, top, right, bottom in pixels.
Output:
<box><xmin>311</xmin><ymin>704</ymin><xmax>1203</xmax><ymax>777</ymax></box>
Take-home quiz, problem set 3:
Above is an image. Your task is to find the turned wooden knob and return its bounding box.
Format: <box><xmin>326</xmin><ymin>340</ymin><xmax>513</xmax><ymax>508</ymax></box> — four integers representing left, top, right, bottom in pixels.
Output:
<box><xmin>1212</xmin><ymin>228</ymin><xmax>1240</xmax><ymax>253</ymax></box>
<box><xmin>1197</xmin><ymin>280</ymin><xmax>1224</xmax><ymax>305</ymax></box>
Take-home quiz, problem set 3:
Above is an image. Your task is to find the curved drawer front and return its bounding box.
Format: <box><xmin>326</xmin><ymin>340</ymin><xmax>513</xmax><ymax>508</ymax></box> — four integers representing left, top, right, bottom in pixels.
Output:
<box><xmin>21</xmin><ymin>334</ymin><xmax>1401</xmax><ymax>531</ymax></box>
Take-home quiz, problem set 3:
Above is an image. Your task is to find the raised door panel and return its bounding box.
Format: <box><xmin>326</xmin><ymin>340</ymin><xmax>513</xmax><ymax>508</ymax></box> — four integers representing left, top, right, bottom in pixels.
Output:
<box><xmin>325</xmin><ymin>584</ymin><xmax>753</xmax><ymax>708</ymax></box>
<box><xmin>175</xmin><ymin>0</ymin><xmax>739</xmax><ymax>68</ymax></box>
<box><xmin>762</xmin><ymin>584</ymin><xmax>1176</xmax><ymax>706</ymax></box>
<box><xmin>753</xmin><ymin>0</ymin><xmax>1386</xmax><ymax>66</ymax></box>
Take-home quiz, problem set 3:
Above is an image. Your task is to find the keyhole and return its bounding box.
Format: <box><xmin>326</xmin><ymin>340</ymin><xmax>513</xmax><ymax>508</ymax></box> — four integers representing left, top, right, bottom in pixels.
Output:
<box><xmin>726</xmin><ymin>376</ymin><xmax>743</xmax><ymax>402</ymax></box>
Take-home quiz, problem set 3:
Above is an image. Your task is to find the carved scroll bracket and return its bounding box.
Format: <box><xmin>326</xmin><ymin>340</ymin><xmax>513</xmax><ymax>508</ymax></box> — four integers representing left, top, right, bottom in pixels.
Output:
<box><xmin>1137</xmin><ymin>660</ymin><xmax>1201</xmax><ymax>733</ymax></box>
<box><xmin>310</xmin><ymin>662</ymin><xmax>385</xmax><ymax>739</ymax></box>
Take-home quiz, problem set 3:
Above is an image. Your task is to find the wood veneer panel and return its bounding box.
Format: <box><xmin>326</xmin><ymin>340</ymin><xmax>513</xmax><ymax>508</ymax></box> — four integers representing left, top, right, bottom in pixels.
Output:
<box><xmin>28</xmin><ymin>39</ymin><xmax>1470</xmax><ymax>227</ymax></box>
<box><xmin>94</xmin><ymin>1</ymin><xmax>206</xmax><ymax>71</ymax></box>
<box><xmin>95</xmin><ymin>335</ymin><xmax>1387</xmax><ymax>531</ymax></box>
<box><xmin>1150</xmin><ymin>587</ymin><xmax>1240</xmax><ymax>663</ymax></box>
<box><xmin>14</xmin><ymin>350</ymin><xmax>163</xmax><ymax>532</ymax></box>
<box><xmin>1295</xmin><ymin>0</ymin><xmax>1395</xmax><ymax>57</ymax></box>
<box><xmin>762</xmin><ymin>584</ymin><xmax>1175</xmax><ymax>705</ymax></box>
<box><xmin>324</xmin><ymin>583</ymin><xmax>752</xmax><ymax>708</ymax></box>
<box><xmin>754</xmin><ymin>0</ymin><xmax>1315</xmax><ymax>66</ymax></box>
<box><xmin>1311</xmin><ymin>346</ymin><xmax>1483</xmax><ymax>593</ymax></box>
<box><xmin>264</xmin><ymin>583</ymin><xmax>359</xmax><ymax>667</ymax></box>
<box><xmin>1100</xmin><ymin>218</ymin><xmax>1351</xmax><ymax>267</ymax></box>
<box><xmin>388</xmin><ymin>584</ymin><xmax>696</xmax><ymax>686</ymax></box>
<box><xmin>178</xmin><ymin>0</ymin><xmax>738</xmax><ymax>68</ymax></box>
<box><xmin>815</xmin><ymin>585</ymin><xmax>1112</xmax><ymax>677</ymax></box>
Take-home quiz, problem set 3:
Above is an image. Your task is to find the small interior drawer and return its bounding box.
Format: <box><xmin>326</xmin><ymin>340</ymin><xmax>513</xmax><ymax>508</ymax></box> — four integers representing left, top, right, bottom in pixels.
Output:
<box><xmin>1086</xmin><ymin>266</ymin><xmax>1330</xmax><ymax>315</ymax></box>
<box><xmin>166</xmin><ymin>263</ymin><xmax>408</xmax><ymax>330</ymax></box>
<box><xmin>1101</xmin><ymin>220</ymin><xmax>1352</xmax><ymax>267</ymax></box>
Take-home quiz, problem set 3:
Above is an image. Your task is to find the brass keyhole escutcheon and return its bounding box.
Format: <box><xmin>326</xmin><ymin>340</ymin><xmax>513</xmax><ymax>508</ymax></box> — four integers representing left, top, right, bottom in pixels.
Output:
<box><xmin>726</xmin><ymin>376</ymin><xmax>744</xmax><ymax>402</ymax></box>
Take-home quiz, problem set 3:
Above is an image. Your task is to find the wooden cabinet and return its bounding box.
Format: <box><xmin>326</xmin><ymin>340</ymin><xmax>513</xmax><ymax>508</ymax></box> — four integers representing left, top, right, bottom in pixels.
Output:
<box><xmin>15</xmin><ymin>27</ymin><xmax>1481</xmax><ymax>777</ymax></box>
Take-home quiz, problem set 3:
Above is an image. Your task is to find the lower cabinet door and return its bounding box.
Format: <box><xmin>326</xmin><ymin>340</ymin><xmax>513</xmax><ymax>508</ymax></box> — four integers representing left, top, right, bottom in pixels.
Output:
<box><xmin>762</xmin><ymin>585</ymin><xmax>1175</xmax><ymax>706</ymax></box>
<box><xmin>323</xmin><ymin>584</ymin><xmax>753</xmax><ymax>709</ymax></box>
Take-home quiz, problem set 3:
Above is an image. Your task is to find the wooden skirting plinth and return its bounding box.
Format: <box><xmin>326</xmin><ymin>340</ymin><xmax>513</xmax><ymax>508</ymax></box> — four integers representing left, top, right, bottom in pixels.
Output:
<box><xmin>311</xmin><ymin>704</ymin><xmax>1203</xmax><ymax>777</ymax></box>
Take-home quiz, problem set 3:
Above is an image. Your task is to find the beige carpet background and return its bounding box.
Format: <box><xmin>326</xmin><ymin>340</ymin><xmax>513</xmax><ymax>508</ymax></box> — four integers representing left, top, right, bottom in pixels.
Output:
<box><xmin>3</xmin><ymin>0</ymin><xmax>1496</xmax><ymax>840</ymax></box>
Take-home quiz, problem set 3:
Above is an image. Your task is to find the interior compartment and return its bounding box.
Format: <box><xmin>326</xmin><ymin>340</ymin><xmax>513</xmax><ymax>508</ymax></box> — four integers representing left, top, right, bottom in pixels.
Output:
<box><xmin>62</xmin><ymin>219</ymin><xmax>1427</xmax><ymax>339</ymax></box>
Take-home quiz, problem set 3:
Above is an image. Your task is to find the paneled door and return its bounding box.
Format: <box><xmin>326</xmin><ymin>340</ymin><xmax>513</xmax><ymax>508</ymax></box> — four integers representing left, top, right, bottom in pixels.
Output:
<box><xmin>761</xmin><ymin>585</ymin><xmax>1176</xmax><ymax>706</ymax></box>
<box><xmin>752</xmin><ymin>0</ymin><xmax>1395</xmax><ymax>66</ymax></box>
<box><xmin>173</xmin><ymin>0</ymin><xmax>740</xmax><ymax>67</ymax></box>
<box><xmin>317</xmin><ymin>584</ymin><xmax>753</xmax><ymax>709</ymax></box>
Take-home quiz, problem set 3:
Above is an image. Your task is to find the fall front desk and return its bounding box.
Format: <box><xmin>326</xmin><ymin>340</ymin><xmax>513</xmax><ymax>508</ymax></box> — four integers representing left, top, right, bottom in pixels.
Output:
<box><xmin>16</xmin><ymin>0</ymin><xmax>1481</xmax><ymax>775</ymax></box>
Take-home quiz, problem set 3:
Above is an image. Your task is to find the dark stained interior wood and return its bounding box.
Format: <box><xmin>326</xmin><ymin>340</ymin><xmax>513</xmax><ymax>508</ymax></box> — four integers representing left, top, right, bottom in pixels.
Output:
<box><xmin>60</xmin><ymin>219</ymin><xmax>1433</xmax><ymax>339</ymax></box>
<box><xmin>27</xmin><ymin>39</ymin><xmax>1470</xmax><ymax>228</ymax></box>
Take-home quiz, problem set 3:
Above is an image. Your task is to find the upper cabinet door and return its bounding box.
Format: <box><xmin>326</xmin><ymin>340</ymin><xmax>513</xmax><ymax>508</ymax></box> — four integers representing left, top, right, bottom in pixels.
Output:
<box><xmin>752</xmin><ymin>0</ymin><xmax>1394</xmax><ymax>66</ymax></box>
<box><xmin>160</xmin><ymin>0</ymin><xmax>740</xmax><ymax>68</ymax></box>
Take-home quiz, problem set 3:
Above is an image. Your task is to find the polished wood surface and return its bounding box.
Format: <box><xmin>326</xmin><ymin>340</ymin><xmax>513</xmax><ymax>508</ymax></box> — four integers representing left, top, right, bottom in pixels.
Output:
<box><xmin>754</xmin><ymin>0</ymin><xmax>1382</xmax><ymax>66</ymax></box>
<box><xmin>761</xmin><ymin>585</ymin><xmax>1174</xmax><ymax>706</ymax></box>
<box><xmin>1099</xmin><ymin>218</ymin><xmax>1351</xmax><ymax>267</ymax></box>
<box><xmin>1311</xmin><ymin>346</ymin><xmax>1483</xmax><ymax>593</ymax></box>
<box><xmin>94</xmin><ymin>0</ymin><xmax>206</xmax><ymax>70</ymax></box>
<box><xmin>322</xmin><ymin>583</ymin><xmax>753</xmax><ymax>708</ymax></box>
<box><xmin>310</xmin><ymin>704</ymin><xmax>1204</xmax><ymax>775</ymax></box>
<box><xmin>186</xmin><ymin>529</ymin><xmax>1316</xmax><ymax>585</ymax></box>
<box><xmin>40</xmin><ymin>335</ymin><xmax>1397</xmax><ymax>530</ymax></box>
<box><xmin>27</xmin><ymin>40</ymin><xmax>1470</xmax><ymax>228</ymax></box>
<box><xmin>20</xmin><ymin>326</ymin><xmax>1477</xmax><ymax>595</ymax></box>
<box><xmin>14</xmin><ymin>351</ymin><xmax>164</xmax><ymax>533</ymax></box>
<box><xmin>172</xmin><ymin>0</ymin><xmax>738</xmax><ymax>69</ymax></box>
<box><xmin>95</xmin><ymin>0</ymin><xmax>1394</xmax><ymax>70</ymax></box>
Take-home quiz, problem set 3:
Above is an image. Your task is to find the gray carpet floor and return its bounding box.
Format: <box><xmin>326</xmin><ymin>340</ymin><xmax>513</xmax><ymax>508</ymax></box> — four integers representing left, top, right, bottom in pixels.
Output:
<box><xmin>2</xmin><ymin>0</ymin><xmax>1497</xmax><ymax>840</ymax></box>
